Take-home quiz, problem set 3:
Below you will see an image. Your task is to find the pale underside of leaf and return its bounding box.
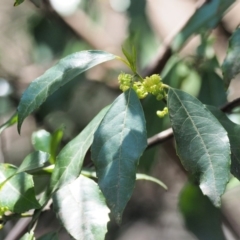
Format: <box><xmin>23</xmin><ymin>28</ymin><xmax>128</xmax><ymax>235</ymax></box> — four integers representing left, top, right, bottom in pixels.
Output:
<box><xmin>53</xmin><ymin>175</ymin><xmax>109</xmax><ymax>240</ymax></box>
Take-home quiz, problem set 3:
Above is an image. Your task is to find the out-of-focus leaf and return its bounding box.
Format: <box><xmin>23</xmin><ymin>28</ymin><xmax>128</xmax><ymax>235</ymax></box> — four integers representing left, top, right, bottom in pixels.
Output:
<box><xmin>37</xmin><ymin>232</ymin><xmax>58</xmax><ymax>240</ymax></box>
<box><xmin>136</xmin><ymin>173</ymin><xmax>167</xmax><ymax>190</ymax></box>
<box><xmin>172</xmin><ymin>0</ymin><xmax>235</xmax><ymax>51</ymax></box>
<box><xmin>17</xmin><ymin>151</ymin><xmax>50</xmax><ymax>174</ymax></box>
<box><xmin>32</xmin><ymin>130</ymin><xmax>51</xmax><ymax>154</ymax></box>
<box><xmin>53</xmin><ymin>175</ymin><xmax>109</xmax><ymax>240</ymax></box>
<box><xmin>17</xmin><ymin>51</ymin><xmax>115</xmax><ymax>133</ymax></box>
<box><xmin>198</xmin><ymin>71</ymin><xmax>227</xmax><ymax>107</ymax></box>
<box><xmin>14</xmin><ymin>0</ymin><xmax>25</xmax><ymax>6</ymax></box>
<box><xmin>19</xmin><ymin>232</ymin><xmax>35</xmax><ymax>240</ymax></box>
<box><xmin>32</xmin><ymin>128</ymin><xmax>63</xmax><ymax>164</ymax></box>
<box><xmin>49</xmin><ymin>128</ymin><xmax>64</xmax><ymax>164</ymax></box>
<box><xmin>179</xmin><ymin>181</ymin><xmax>226</xmax><ymax>240</ymax></box>
<box><xmin>0</xmin><ymin>113</ymin><xmax>18</xmax><ymax>135</ymax></box>
<box><xmin>0</xmin><ymin>164</ymin><xmax>40</xmax><ymax>213</ymax></box>
<box><xmin>91</xmin><ymin>89</ymin><xmax>147</xmax><ymax>224</ymax></box>
<box><xmin>50</xmin><ymin>107</ymin><xmax>109</xmax><ymax>193</ymax></box>
<box><xmin>207</xmin><ymin>106</ymin><xmax>240</xmax><ymax>180</ymax></box>
<box><xmin>168</xmin><ymin>88</ymin><xmax>230</xmax><ymax>206</ymax></box>
<box><xmin>222</xmin><ymin>27</ymin><xmax>240</xmax><ymax>88</ymax></box>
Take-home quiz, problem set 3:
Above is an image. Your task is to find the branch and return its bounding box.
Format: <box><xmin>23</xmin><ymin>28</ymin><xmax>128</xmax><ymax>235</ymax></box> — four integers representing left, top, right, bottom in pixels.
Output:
<box><xmin>142</xmin><ymin>0</ymin><xmax>208</xmax><ymax>77</ymax></box>
<box><xmin>220</xmin><ymin>97</ymin><xmax>240</xmax><ymax>113</ymax></box>
<box><xmin>147</xmin><ymin>97</ymin><xmax>240</xmax><ymax>149</ymax></box>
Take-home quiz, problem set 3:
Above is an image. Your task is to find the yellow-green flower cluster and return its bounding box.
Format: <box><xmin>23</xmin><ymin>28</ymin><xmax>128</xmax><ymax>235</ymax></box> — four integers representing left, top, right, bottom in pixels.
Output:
<box><xmin>143</xmin><ymin>74</ymin><xmax>163</xmax><ymax>96</ymax></box>
<box><xmin>156</xmin><ymin>107</ymin><xmax>168</xmax><ymax>118</ymax></box>
<box><xmin>118</xmin><ymin>73</ymin><xmax>132</xmax><ymax>92</ymax></box>
<box><xmin>118</xmin><ymin>73</ymin><xmax>165</xmax><ymax>100</ymax></box>
<box><xmin>132</xmin><ymin>82</ymin><xmax>148</xmax><ymax>99</ymax></box>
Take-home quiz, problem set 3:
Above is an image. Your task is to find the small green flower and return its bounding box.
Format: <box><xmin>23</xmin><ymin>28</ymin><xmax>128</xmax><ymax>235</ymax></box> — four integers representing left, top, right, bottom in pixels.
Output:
<box><xmin>156</xmin><ymin>107</ymin><xmax>168</xmax><ymax>118</ymax></box>
<box><xmin>133</xmin><ymin>82</ymin><xmax>148</xmax><ymax>99</ymax></box>
<box><xmin>118</xmin><ymin>73</ymin><xmax>133</xmax><ymax>92</ymax></box>
<box><xmin>143</xmin><ymin>74</ymin><xmax>163</xmax><ymax>96</ymax></box>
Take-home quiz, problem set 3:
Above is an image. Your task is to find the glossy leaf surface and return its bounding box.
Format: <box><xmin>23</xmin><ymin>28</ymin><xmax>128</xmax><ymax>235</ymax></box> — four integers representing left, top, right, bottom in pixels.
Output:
<box><xmin>17</xmin><ymin>151</ymin><xmax>50</xmax><ymax>174</ymax></box>
<box><xmin>172</xmin><ymin>0</ymin><xmax>235</xmax><ymax>51</ymax></box>
<box><xmin>50</xmin><ymin>107</ymin><xmax>109</xmax><ymax>193</ymax></box>
<box><xmin>91</xmin><ymin>89</ymin><xmax>147</xmax><ymax>223</ymax></box>
<box><xmin>32</xmin><ymin>130</ymin><xmax>51</xmax><ymax>154</ymax></box>
<box><xmin>17</xmin><ymin>50</ymin><xmax>115</xmax><ymax>132</ymax></box>
<box><xmin>168</xmin><ymin>88</ymin><xmax>230</xmax><ymax>206</ymax></box>
<box><xmin>53</xmin><ymin>175</ymin><xmax>109</xmax><ymax>240</ymax></box>
<box><xmin>222</xmin><ymin>28</ymin><xmax>240</xmax><ymax>88</ymax></box>
<box><xmin>0</xmin><ymin>164</ymin><xmax>40</xmax><ymax>213</ymax></box>
<box><xmin>207</xmin><ymin>106</ymin><xmax>240</xmax><ymax>180</ymax></box>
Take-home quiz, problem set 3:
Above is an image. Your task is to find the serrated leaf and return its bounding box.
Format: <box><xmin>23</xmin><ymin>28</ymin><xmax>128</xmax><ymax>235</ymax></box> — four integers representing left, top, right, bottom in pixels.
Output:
<box><xmin>172</xmin><ymin>0</ymin><xmax>235</xmax><ymax>51</ymax></box>
<box><xmin>19</xmin><ymin>232</ymin><xmax>35</xmax><ymax>240</ymax></box>
<box><xmin>50</xmin><ymin>107</ymin><xmax>109</xmax><ymax>193</ymax></box>
<box><xmin>179</xmin><ymin>181</ymin><xmax>226</xmax><ymax>240</ymax></box>
<box><xmin>17</xmin><ymin>50</ymin><xmax>115</xmax><ymax>133</ymax></box>
<box><xmin>0</xmin><ymin>112</ymin><xmax>18</xmax><ymax>135</ymax></box>
<box><xmin>168</xmin><ymin>88</ymin><xmax>230</xmax><ymax>206</ymax></box>
<box><xmin>222</xmin><ymin>28</ymin><xmax>240</xmax><ymax>88</ymax></box>
<box><xmin>0</xmin><ymin>164</ymin><xmax>40</xmax><ymax>213</ymax></box>
<box><xmin>91</xmin><ymin>89</ymin><xmax>147</xmax><ymax>223</ymax></box>
<box><xmin>17</xmin><ymin>151</ymin><xmax>50</xmax><ymax>174</ymax></box>
<box><xmin>37</xmin><ymin>232</ymin><xmax>58</xmax><ymax>240</ymax></box>
<box><xmin>53</xmin><ymin>175</ymin><xmax>109</xmax><ymax>240</ymax></box>
<box><xmin>207</xmin><ymin>106</ymin><xmax>240</xmax><ymax>180</ymax></box>
<box><xmin>32</xmin><ymin>130</ymin><xmax>51</xmax><ymax>154</ymax></box>
<box><xmin>136</xmin><ymin>173</ymin><xmax>167</xmax><ymax>190</ymax></box>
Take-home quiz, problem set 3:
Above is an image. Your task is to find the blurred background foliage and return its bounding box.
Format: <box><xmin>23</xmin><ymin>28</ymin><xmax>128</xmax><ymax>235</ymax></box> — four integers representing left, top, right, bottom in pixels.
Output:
<box><xmin>1</xmin><ymin>0</ymin><xmax>240</xmax><ymax>239</ymax></box>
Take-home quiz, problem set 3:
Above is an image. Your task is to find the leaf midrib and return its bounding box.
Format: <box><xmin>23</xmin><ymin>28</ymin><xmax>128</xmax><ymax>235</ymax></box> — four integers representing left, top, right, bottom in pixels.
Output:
<box><xmin>172</xmin><ymin>90</ymin><xmax>218</xmax><ymax>197</ymax></box>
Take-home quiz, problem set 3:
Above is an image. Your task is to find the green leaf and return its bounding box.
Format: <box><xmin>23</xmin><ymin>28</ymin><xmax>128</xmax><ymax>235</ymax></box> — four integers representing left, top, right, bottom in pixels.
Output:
<box><xmin>32</xmin><ymin>130</ymin><xmax>51</xmax><ymax>153</ymax></box>
<box><xmin>198</xmin><ymin>71</ymin><xmax>227</xmax><ymax>107</ymax></box>
<box><xmin>50</xmin><ymin>107</ymin><xmax>109</xmax><ymax>193</ymax></box>
<box><xmin>172</xmin><ymin>0</ymin><xmax>235</xmax><ymax>51</ymax></box>
<box><xmin>167</xmin><ymin>88</ymin><xmax>230</xmax><ymax>206</ymax></box>
<box><xmin>37</xmin><ymin>232</ymin><xmax>58</xmax><ymax>240</ymax></box>
<box><xmin>0</xmin><ymin>113</ymin><xmax>18</xmax><ymax>135</ymax></box>
<box><xmin>14</xmin><ymin>0</ymin><xmax>25</xmax><ymax>6</ymax></box>
<box><xmin>19</xmin><ymin>232</ymin><xmax>35</xmax><ymax>240</ymax></box>
<box><xmin>179</xmin><ymin>181</ymin><xmax>226</xmax><ymax>240</ymax></box>
<box><xmin>91</xmin><ymin>89</ymin><xmax>147</xmax><ymax>223</ymax></box>
<box><xmin>49</xmin><ymin>128</ymin><xmax>64</xmax><ymax>164</ymax></box>
<box><xmin>0</xmin><ymin>164</ymin><xmax>40</xmax><ymax>213</ymax></box>
<box><xmin>17</xmin><ymin>151</ymin><xmax>50</xmax><ymax>174</ymax></box>
<box><xmin>207</xmin><ymin>106</ymin><xmax>240</xmax><ymax>180</ymax></box>
<box><xmin>222</xmin><ymin>27</ymin><xmax>240</xmax><ymax>89</ymax></box>
<box><xmin>136</xmin><ymin>173</ymin><xmax>167</xmax><ymax>190</ymax></box>
<box><xmin>53</xmin><ymin>175</ymin><xmax>109</xmax><ymax>240</ymax></box>
<box><xmin>17</xmin><ymin>50</ymin><xmax>115</xmax><ymax>133</ymax></box>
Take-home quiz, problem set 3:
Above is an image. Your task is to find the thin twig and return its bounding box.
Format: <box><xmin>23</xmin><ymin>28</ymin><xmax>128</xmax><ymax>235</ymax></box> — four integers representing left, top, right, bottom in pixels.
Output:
<box><xmin>220</xmin><ymin>97</ymin><xmax>240</xmax><ymax>113</ymax></box>
<box><xmin>147</xmin><ymin>97</ymin><xmax>240</xmax><ymax>149</ymax></box>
